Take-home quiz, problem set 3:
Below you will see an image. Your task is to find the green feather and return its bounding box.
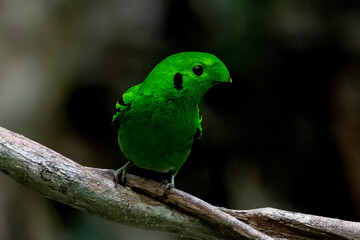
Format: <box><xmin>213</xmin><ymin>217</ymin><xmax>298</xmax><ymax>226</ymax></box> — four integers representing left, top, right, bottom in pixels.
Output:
<box><xmin>113</xmin><ymin>52</ymin><xmax>231</xmax><ymax>187</ymax></box>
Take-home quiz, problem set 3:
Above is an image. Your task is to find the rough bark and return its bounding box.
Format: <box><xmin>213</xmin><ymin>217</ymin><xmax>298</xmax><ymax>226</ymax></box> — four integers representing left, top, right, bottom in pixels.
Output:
<box><xmin>0</xmin><ymin>126</ymin><xmax>359</xmax><ymax>239</ymax></box>
<box><xmin>221</xmin><ymin>208</ymin><xmax>360</xmax><ymax>239</ymax></box>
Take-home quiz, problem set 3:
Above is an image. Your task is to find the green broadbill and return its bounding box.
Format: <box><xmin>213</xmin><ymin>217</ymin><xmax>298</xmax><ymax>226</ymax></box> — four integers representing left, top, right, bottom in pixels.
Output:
<box><xmin>112</xmin><ymin>52</ymin><xmax>231</xmax><ymax>190</ymax></box>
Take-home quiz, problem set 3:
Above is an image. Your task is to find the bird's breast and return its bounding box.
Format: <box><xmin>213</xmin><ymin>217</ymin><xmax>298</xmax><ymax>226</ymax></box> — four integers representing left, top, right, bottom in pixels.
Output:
<box><xmin>118</xmin><ymin>99</ymin><xmax>199</xmax><ymax>172</ymax></box>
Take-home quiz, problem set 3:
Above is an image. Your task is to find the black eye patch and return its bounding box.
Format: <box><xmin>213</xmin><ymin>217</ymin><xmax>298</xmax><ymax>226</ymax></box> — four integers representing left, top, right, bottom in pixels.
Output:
<box><xmin>174</xmin><ymin>73</ymin><xmax>183</xmax><ymax>90</ymax></box>
<box><xmin>118</xmin><ymin>95</ymin><xmax>126</xmax><ymax>106</ymax></box>
<box><xmin>192</xmin><ymin>65</ymin><xmax>203</xmax><ymax>76</ymax></box>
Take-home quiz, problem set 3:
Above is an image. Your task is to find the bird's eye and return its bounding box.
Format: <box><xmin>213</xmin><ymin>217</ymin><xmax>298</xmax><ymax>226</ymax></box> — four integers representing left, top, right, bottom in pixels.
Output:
<box><xmin>192</xmin><ymin>65</ymin><xmax>203</xmax><ymax>76</ymax></box>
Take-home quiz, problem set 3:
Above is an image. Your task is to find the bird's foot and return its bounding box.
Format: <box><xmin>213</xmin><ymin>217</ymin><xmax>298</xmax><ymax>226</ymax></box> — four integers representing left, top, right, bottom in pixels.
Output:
<box><xmin>160</xmin><ymin>171</ymin><xmax>176</xmax><ymax>195</ymax></box>
<box><xmin>113</xmin><ymin>161</ymin><xmax>133</xmax><ymax>187</ymax></box>
<box><xmin>164</xmin><ymin>182</ymin><xmax>175</xmax><ymax>192</ymax></box>
<box><xmin>160</xmin><ymin>180</ymin><xmax>175</xmax><ymax>191</ymax></box>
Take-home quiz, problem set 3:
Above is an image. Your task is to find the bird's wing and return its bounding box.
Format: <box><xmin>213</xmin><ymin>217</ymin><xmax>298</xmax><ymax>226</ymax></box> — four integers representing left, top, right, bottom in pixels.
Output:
<box><xmin>194</xmin><ymin>108</ymin><xmax>203</xmax><ymax>140</ymax></box>
<box><xmin>112</xmin><ymin>83</ymin><xmax>142</xmax><ymax>127</ymax></box>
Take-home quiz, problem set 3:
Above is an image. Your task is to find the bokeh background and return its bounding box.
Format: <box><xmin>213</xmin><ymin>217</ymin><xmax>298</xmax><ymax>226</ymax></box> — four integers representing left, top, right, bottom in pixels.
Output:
<box><xmin>1</xmin><ymin>0</ymin><xmax>360</xmax><ymax>239</ymax></box>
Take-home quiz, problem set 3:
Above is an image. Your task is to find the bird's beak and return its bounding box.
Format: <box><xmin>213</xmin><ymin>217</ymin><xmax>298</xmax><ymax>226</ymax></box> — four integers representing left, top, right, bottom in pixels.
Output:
<box><xmin>229</xmin><ymin>77</ymin><xmax>232</xmax><ymax>83</ymax></box>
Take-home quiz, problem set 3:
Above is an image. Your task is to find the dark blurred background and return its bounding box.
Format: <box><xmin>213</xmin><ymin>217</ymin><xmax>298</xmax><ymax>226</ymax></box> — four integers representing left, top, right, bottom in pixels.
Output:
<box><xmin>1</xmin><ymin>0</ymin><xmax>360</xmax><ymax>239</ymax></box>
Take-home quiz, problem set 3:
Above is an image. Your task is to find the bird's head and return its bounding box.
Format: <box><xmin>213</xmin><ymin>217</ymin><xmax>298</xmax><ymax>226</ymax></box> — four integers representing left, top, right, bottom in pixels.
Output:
<box><xmin>142</xmin><ymin>52</ymin><xmax>231</xmax><ymax>103</ymax></box>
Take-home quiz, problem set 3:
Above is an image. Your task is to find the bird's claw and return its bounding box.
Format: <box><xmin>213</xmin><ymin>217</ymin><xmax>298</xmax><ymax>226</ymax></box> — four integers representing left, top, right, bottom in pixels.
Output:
<box><xmin>113</xmin><ymin>168</ymin><xmax>126</xmax><ymax>186</ymax></box>
<box><xmin>113</xmin><ymin>161</ymin><xmax>133</xmax><ymax>187</ymax></box>
<box><xmin>160</xmin><ymin>174</ymin><xmax>175</xmax><ymax>195</ymax></box>
<box><xmin>160</xmin><ymin>180</ymin><xmax>174</xmax><ymax>191</ymax></box>
<box><xmin>160</xmin><ymin>181</ymin><xmax>175</xmax><ymax>195</ymax></box>
<box><xmin>163</xmin><ymin>182</ymin><xmax>174</xmax><ymax>193</ymax></box>
<box><xmin>159</xmin><ymin>180</ymin><xmax>168</xmax><ymax>186</ymax></box>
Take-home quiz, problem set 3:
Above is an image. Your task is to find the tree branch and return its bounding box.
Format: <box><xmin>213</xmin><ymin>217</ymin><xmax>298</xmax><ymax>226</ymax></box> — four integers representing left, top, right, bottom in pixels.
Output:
<box><xmin>221</xmin><ymin>207</ymin><xmax>360</xmax><ymax>239</ymax></box>
<box><xmin>125</xmin><ymin>174</ymin><xmax>271</xmax><ymax>239</ymax></box>
<box><xmin>0</xmin><ymin>126</ymin><xmax>359</xmax><ymax>239</ymax></box>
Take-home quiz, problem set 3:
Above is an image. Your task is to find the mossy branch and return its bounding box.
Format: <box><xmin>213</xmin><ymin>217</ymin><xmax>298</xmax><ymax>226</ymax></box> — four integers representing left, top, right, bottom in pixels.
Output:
<box><xmin>0</xmin><ymin>126</ymin><xmax>359</xmax><ymax>239</ymax></box>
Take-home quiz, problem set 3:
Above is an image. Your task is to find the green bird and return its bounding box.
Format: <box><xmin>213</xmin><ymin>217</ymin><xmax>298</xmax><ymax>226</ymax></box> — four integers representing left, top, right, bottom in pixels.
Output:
<box><xmin>112</xmin><ymin>52</ymin><xmax>231</xmax><ymax>190</ymax></box>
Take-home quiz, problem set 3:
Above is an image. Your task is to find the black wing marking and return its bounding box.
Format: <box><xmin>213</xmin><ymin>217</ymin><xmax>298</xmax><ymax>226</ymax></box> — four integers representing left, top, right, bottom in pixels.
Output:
<box><xmin>112</xmin><ymin>95</ymin><xmax>130</xmax><ymax>128</ymax></box>
<box><xmin>193</xmin><ymin>110</ymin><xmax>203</xmax><ymax>140</ymax></box>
